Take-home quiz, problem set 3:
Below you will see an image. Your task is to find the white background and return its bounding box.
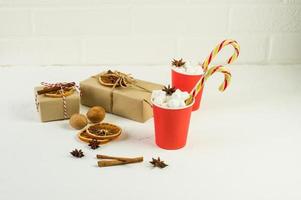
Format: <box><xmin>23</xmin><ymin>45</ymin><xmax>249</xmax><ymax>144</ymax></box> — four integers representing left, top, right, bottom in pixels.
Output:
<box><xmin>0</xmin><ymin>0</ymin><xmax>301</xmax><ymax>199</ymax></box>
<box><xmin>0</xmin><ymin>65</ymin><xmax>301</xmax><ymax>200</ymax></box>
<box><xmin>0</xmin><ymin>0</ymin><xmax>300</xmax><ymax>66</ymax></box>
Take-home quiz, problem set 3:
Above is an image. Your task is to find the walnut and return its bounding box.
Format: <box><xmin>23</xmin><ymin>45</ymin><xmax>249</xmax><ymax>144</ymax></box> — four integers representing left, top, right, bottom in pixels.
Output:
<box><xmin>69</xmin><ymin>114</ymin><xmax>88</xmax><ymax>130</ymax></box>
<box><xmin>87</xmin><ymin>106</ymin><xmax>106</xmax><ymax>123</ymax></box>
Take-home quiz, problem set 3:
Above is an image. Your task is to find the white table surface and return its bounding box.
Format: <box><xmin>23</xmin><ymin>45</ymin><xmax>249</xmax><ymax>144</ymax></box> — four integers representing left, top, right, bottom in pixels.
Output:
<box><xmin>0</xmin><ymin>65</ymin><xmax>300</xmax><ymax>200</ymax></box>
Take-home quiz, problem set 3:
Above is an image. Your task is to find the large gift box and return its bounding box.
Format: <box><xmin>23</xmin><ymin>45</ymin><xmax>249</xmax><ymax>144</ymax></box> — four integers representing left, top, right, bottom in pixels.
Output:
<box><xmin>34</xmin><ymin>82</ymin><xmax>80</xmax><ymax>122</ymax></box>
<box><xmin>80</xmin><ymin>71</ymin><xmax>163</xmax><ymax>122</ymax></box>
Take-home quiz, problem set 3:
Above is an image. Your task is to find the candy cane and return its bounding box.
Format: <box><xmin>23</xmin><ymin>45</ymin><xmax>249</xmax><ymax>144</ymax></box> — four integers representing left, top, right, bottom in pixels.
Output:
<box><xmin>190</xmin><ymin>65</ymin><xmax>231</xmax><ymax>98</ymax></box>
<box><xmin>202</xmin><ymin>39</ymin><xmax>240</xmax><ymax>72</ymax></box>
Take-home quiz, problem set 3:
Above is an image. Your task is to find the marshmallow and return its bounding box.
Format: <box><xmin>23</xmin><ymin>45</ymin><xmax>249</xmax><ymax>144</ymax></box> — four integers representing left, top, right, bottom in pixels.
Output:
<box><xmin>154</xmin><ymin>96</ymin><xmax>165</xmax><ymax>105</ymax></box>
<box><xmin>179</xmin><ymin>100</ymin><xmax>186</xmax><ymax>107</ymax></box>
<box><xmin>195</xmin><ymin>68</ymin><xmax>203</xmax><ymax>74</ymax></box>
<box><xmin>171</xmin><ymin>90</ymin><xmax>183</xmax><ymax>99</ymax></box>
<box><xmin>175</xmin><ymin>67</ymin><xmax>185</xmax><ymax>73</ymax></box>
<box><xmin>181</xmin><ymin>91</ymin><xmax>190</xmax><ymax>100</ymax></box>
<box><xmin>173</xmin><ymin>64</ymin><xmax>203</xmax><ymax>75</ymax></box>
<box><xmin>152</xmin><ymin>88</ymin><xmax>190</xmax><ymax>108</ymax></box>
<box><xmin>162</xmin><ymin>102</ymin><xmax>168</xmax><ymax>107</ymax></box>
<box><xmin>167</xmin><ymin>99</ymin><xmax>180</xmax><ymax>108</ymax></box>
<box><xmin>167</xmin><ymin>95</ymin><xmax>173</xmax><ymax>100</ymax></box>
<box><xmin>171</xmin><ymin>89</ymin><xmax>190</xmax><ymax>100</ymax></box>
<box><xmin>151</xmin><ymin>90</ymin><xmax>166</xmax><ymax>99</ymax></box>
<box><xmin>186</xmin><ymin>67</ymin><xmax>198</xmax><ymax>74</ymax></box>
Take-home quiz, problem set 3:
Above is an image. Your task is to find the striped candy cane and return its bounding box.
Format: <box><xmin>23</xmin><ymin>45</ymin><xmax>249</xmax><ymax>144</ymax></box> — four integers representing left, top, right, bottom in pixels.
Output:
<box><xmin>190</xmin><ymin>65</ymin><xmax>231</xmax><ymax>98</ymax></box>
<box><xmin>202</xmin><ymin>39</ymin><xmax>240</xmax><ymax>72</ymax></box>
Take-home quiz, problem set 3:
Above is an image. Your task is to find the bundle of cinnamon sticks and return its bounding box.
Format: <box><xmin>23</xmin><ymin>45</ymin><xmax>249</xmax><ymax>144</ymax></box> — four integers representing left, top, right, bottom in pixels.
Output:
<box><xmin>97</xmin><ymin>155</ymin><xmax>143</xmax><ymax>167</ymax></box>
<box><xmin>37</xmin><ymin>82</ymin><xmax>75</xmax><ymax>95</ymax></box>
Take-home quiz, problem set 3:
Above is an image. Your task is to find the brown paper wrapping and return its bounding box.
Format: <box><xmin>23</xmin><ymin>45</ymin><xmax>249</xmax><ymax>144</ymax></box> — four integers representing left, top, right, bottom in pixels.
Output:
<box><xmin>34</xmin><ymin>87</ymin><xmax>80</xmax><ymax>122</ymax></box>
<box><xmin>80</xmin><ymin>75</ymin><xmax>163</xmax><ymax>122</ymax></box>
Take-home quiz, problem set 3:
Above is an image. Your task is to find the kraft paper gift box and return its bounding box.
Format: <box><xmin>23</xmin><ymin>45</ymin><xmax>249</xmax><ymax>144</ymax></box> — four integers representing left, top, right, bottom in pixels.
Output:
<box><xmin>34</xmin><ymin>86</ymin><xmax>80</xmax><ymax>122</ymax></box>
<box><xmin>80</xmin><ymin>73</ymin><xmax>164</xmax><ymax>123</ymax></box>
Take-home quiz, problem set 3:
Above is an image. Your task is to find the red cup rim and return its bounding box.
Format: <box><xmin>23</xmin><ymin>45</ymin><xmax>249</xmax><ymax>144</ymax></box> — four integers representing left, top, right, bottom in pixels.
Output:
<box><xmin>171</xmin><ymin>66</ymin><xmax>204</xmax><ymax>76</ymax></box>
<box><xmin>151</xmin><ymin>98</ymin><xmax>195</xmax><ymax>110</ymax></box>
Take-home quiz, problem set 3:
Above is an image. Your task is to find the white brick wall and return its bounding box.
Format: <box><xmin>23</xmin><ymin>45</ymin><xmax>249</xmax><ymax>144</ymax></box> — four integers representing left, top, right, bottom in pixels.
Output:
<box><xmin>33</xmin><ymin>8</ymin><xmax>131</xmax><ymax>36</ymax></box>
<box><xmin>0</xmin><ymin>9</ymin><xmax>31</xmax><ymax>36</ymax></box>
<box><xmin>0</xmin><ymin>0</ymin><xmax>300</xmax><ymax>66</ymax></box>
<box><xmin>83</xmin><ymin>36</ymin><xmax>177</xmax><ymax>65</ymax></box>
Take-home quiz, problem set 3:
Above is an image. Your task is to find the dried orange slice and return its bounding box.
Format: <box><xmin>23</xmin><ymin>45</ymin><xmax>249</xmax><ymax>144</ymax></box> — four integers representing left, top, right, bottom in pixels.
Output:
<box><xmin>98</xmin><ymin>70</ymin><xmax>134</xmax><ymax>88</ymax></box>
<box><xmin>45</xmin><ymin>87</ymin><xmax>75</xmax><ymax>98</ymax></box>
<box><xmin>78</xmin><ymin>130</ymin><xmax>111</xmax><ymax>144</ymax></box>
<box><xmin>85</xmin><ymin>123</ymin><xmax>122</xmax><ymax>140</ymax></box>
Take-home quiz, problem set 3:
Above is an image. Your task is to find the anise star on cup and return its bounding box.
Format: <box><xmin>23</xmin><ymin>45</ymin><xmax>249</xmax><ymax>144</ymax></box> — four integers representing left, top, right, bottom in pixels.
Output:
<box><xmin>162</xmin><ymin>85</ymin><xmax>176</xmax><ymax>95</ymax></box>
<box><xmin>172</xmin><ymin>58</ymin><xmax>186</xmax><ymax>67</ymax></box>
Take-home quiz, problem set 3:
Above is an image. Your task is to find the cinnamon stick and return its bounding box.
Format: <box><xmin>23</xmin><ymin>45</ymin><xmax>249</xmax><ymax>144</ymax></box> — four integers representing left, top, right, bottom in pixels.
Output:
<box><xmin>37</xmin><ymin>86</ymin><xmax>61</xmax><ymax>95</ymax></box>
<box><xmin>37</xmin><ymin>83</ymin><xmax>75</xmax><ymax>95</ymax></box>
<box><xmin>96</xmin><ymin>154</ymin><xmax>143</xmax><ymax>162</ymax></box>
<box><xmin>96</xmin><ymin>155</ymin><xmax>143</xmax><ymax>167</ymax></box>
<box><xmin>98</xmin><ymin>157</ymin><xmax>143</xmax><ymax>167</ymax></box>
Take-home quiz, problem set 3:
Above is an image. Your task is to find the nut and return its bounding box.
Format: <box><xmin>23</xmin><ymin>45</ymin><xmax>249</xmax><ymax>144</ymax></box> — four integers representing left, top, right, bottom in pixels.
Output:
<box><xmin>69</xmin><ymin>114</ymin><xmax>88</xmax><ymax>130</ymax></box>
<box><xmin>86</xmin><ymin>106</ymin><xmax>106</xmax><ymax>123</ymax></box>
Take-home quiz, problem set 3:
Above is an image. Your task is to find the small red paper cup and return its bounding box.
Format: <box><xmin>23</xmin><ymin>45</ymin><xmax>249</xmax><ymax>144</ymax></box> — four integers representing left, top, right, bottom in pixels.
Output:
<box><xmin>152</xmin><ymin>98</ymin><xmax>195</xmax><ymax>150</ymax></box>
<box><xmin>171</xmin><ymin>68</ymin><xmax>204</xmax><ymax>111</ymax></box>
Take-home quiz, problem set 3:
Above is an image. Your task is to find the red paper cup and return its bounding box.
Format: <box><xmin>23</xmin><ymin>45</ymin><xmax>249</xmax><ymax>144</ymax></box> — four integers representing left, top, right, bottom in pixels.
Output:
<box><xmin>152</xmin><ymin>99</ymin><xmax>194</xmax><ymax>150</ymax></box>
<box><xmin>171</xmin><ymin>68</ymin><xmax>204</xmax><ymax>111</ymax></box>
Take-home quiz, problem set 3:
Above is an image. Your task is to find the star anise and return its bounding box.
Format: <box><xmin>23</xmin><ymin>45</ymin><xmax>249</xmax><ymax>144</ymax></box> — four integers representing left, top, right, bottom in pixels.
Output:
<box><xmin>150</xmin><ymin>157</ymin><xmax>168</xmax><ymax>168</ymax></box>
<box><xmin>172</xmin><ymin>58</ymin><xmax>185</xmax><ymax>67</ymax></box>
<box><xmin>70</xmin><ymin>149</ymin><xmax>84</xmax><ymax>158</ymax></box>
<box><xmin>162</xmin><ymin>85</ymin><xmax>176</xmax><ymax>95</ymax></box>
<box><xmin>89</xmin><ymin>139</ymin><xmax>100</xmax><ymax>150</ymax></box>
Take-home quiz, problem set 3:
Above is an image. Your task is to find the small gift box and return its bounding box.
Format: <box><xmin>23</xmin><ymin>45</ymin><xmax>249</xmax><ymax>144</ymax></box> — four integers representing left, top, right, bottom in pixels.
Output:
<box><xmin>80</xmin><ymin>70</ymin><xmax>164</xmax><ymax>122</ymax></box>
<box><xmin>34</xmin><ymin>82</ymin><xmax>80</xmax><ymax>122</ymax></box>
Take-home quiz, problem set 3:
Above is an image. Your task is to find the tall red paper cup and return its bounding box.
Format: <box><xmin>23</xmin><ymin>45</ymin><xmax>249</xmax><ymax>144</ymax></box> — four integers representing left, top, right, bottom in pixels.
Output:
<box><xmin>152</xmin><ymin>99</ymin><xmax>194</xmax><ymax>150</ymax></box>
<box><xmin>171</xmin><ymin>68</ymin><xmax>204</xmax><ymax>111</ymax></box>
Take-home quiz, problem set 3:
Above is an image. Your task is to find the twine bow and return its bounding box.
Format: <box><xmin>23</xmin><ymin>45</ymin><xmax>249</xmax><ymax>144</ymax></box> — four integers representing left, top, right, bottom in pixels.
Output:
<box><xmin>97</xmin><ymin>70</ymin><xmax>152</xmax><ymax>112</ymax></box>
<box><xmin>35</xmin><ymin>82</ymin><xmax>79</xmax><ymax>119</ymax></box>
<box><xmin>99</xmin><ymin>70</ymin><xmax>135</xmax><ymax>89</ymax></box>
